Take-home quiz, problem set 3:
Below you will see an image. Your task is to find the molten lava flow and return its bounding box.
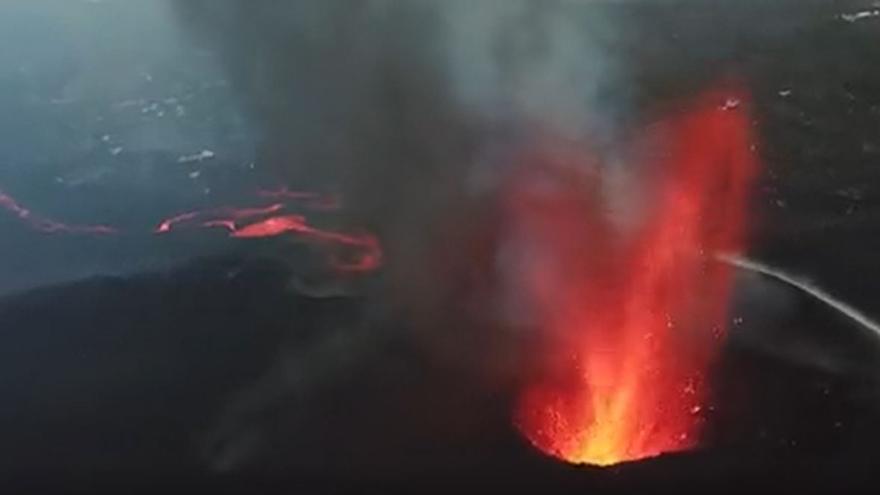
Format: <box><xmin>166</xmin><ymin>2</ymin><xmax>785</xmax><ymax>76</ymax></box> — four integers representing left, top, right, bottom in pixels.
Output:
<box><xmin>0</xmin><ymin>189</ymin><xmax>117</xmax><ymax>235</ymax></box>
<box><xmin>153</xmin><ymin>203</ymin><xmax>286</xmax><ymax>233</ymax></box>
<box><xmin>511</xmin><ymin>87</ymin><xmax>758</xmax><ymax>466</ymax></box>
<box><xmin>154</xmin><ymin>203</ymin><xmax>382</xmax><ymax>273</ymax></box>
<box><xmin>0</xmin><ymin>186</ymin><xmax>381</xmax><ymax>274</ymax></box>
<box><xmin>230</xmin><ymin>216</ymin><xmax>381</xmax><ymax>272</ymax></box>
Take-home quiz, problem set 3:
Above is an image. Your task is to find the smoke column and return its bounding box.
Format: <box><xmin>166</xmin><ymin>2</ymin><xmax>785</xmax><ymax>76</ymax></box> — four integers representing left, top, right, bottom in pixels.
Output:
<box><xmin>170</xmin><ymin>0</ymin><xmax>629</xmax><ymax>383</ymax></box>
<box><xmin>169</xmin><ymin>0</ymin><xmax>768</xmax><ymax>470</ymax></box>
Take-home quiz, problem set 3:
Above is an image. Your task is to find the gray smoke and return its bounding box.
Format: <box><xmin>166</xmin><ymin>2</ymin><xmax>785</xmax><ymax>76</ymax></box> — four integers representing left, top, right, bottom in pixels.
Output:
<box><xmin>170</xmin><ymin>0</ymin><xmax>625</xmax><ymax>224</ymax></box>
<box><xmin>168</xmin><ymin>0</ymin><xmax>871</xmax><ymax>472</ymax></box>
<box><xmin>169</xmin><ymin>0</ymin><xmax>632</xmax><ymax>471</ymax></box>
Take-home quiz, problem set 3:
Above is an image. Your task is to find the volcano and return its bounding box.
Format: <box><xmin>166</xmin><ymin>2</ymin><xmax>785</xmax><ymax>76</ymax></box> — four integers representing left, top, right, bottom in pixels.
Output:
<box><xmin>3</xmin><ymin>0</ymin><xmax>880</xmax><ymax>493</ymax></box>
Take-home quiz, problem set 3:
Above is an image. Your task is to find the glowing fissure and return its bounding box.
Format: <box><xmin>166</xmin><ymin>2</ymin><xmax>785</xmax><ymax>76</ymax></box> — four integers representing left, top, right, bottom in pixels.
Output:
<box><xmin>0</xmin><ymin>188</ymin><xmax>381</xmax><ymax>274</ymax></box>
<box><xmin>511</xmin><ymin>86</ymin><xmax>758</xmax><ymax>466</ymax></box>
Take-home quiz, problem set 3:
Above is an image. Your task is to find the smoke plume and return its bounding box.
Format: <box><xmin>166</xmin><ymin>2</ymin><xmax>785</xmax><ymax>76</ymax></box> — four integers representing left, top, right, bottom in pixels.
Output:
<box><xmin>168</xmin><ymin>0</ymin><xmax>634</xmax><ymax>471</ymax></box>
<box><xmin>169</xmin><ymin>0</ymin><xmax>843</xmax><ymax>472</ymax></box>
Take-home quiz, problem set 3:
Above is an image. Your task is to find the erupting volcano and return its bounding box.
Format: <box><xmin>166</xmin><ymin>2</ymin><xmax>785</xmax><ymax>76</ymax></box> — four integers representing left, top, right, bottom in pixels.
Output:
<box><xmin>511</xmin><ymin>87</ymin><xmax>758</xmax><ymax>466</ymax></box>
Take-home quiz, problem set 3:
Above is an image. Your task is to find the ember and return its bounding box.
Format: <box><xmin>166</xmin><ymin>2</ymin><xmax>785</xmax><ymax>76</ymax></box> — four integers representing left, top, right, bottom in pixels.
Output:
<box><xmin>511</xmin><ymin>86</ymin><xmax>758</xmax><ymax>466</ymax></box>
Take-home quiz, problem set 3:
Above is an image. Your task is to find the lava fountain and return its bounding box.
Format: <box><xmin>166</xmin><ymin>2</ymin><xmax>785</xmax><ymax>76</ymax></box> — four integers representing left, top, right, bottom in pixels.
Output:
<box><xmin>510</xmin><ymin>86</ymin><xmax>758</xmax><ymax>466</ymax></box>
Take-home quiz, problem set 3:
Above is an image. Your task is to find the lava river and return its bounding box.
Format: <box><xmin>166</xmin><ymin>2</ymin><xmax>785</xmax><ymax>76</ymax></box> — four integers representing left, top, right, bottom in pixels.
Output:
<box><xmin>510</xmin><ymin>87</ymin><xmax>758</xmax><ymax>466</ymax></box>
<box><xmin>0</xmin><ymin>186</ymin><xmax>381</xmax><ymax>274</ymax></box>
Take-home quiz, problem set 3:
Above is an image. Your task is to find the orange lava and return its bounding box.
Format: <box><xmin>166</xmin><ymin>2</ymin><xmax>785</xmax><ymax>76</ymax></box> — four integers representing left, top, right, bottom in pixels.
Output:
<box><xmin>0</xmin><ymin>185</ymin><xmax>381</xmax><ymax>274</ymax></box>
<box><xmin>511</xmin><ymin>87</ymin><xmax>758</xmax><ymax>466</ymax></box>
<box><xmin>0</xmin><ymin>189</ymin><xmax>116</xmax><ymax>235</ymax></box>
<box><xmin>155</xmin><ymin>204</ymin><xmax>382</xmax><ymax>273</ymax></box>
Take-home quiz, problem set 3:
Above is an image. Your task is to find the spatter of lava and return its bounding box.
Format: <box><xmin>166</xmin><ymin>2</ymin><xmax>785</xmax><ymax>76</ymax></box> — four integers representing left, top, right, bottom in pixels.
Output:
<box><xmin>0</xmin><ymin>186</ymin><xmax>380</xmax><ymax>273</ymax></box>
<box><xmin>509</xmin><ymin>86</ymin><xmax>758</xmax><ymax>466</ymax></box>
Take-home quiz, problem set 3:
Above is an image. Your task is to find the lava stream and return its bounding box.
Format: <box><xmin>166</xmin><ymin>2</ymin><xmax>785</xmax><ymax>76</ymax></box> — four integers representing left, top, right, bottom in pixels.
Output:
<box><xmin>0</xmin><ymin>190</ymin><xmax>116</xmax><ymax>235</ymax></box>
<box><xmin>511</xmin><ymin>87</ymin><xmax>758</xmax><ymax>466</ymax></box>
<box><xmin>155</xmin><ymin>206</ymin><xmax>381</xmax><ymax>273</ymax></box>
<box><xmin>0</xmin><ymin>188</ymin><xmax>381</xmax><ymax>274</ymax></box>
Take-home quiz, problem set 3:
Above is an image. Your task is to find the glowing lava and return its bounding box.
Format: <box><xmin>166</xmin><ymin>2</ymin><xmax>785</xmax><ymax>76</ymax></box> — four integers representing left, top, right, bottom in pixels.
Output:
<box><xmin>1</xmin><ymin>187</ymin><xmax>381</xmax><ymax>274</ymax></box>
<box><xmin>153</xmin><ymin>202</ymin><xmax>381</xmax><ymax>273</ymax></box>
<box><xmin>511</xmin><ymin>87</ymin><xmax>758</xmax><ymax>466</ymax></box>
<box><xmin>0</xmin><ymin>190</ymin><xmax>116</xmax><ymax>235</ymax></box>
<box><xmin>154</xmin><ymin>203</ymin><xmax>286</xmax><ymax>233</ymax></box>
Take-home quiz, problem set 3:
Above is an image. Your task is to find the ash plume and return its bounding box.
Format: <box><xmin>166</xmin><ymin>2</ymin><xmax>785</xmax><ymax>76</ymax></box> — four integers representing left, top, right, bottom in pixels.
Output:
<box><xmin>167</xmin><ymin>0</ymin><xmax>857</xmax><ymax>473</ymax></box>
<box><xmin>169</xmin><ymin>0</ymin><xmax>630</xmax><ymax>471</ymax></box>
<box><xmin>170</xmin><ymin>1</ymin><xmax>626</xmax><ymax>248</ymax></box>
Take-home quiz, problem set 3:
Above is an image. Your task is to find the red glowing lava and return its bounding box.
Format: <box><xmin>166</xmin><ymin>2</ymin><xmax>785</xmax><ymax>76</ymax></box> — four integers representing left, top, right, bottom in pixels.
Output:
<box><xmin>0</xmin><ymin>186</ymin><xmax>381</xmax><ymax>274</ymax></box>
<box><xmin>153</xmin><ymin>202</ymin><xmax>382</xmax><ymax>273</ymax></box>
<box><xmin>511</xmin><ymin>87</ymin><xmax>758</xmax><ymax>466</ymax></box>
<box><xmin>0</xmin><ymin>190</ymin><xmax>117</xmax><ymax>235</ymax></box>
<box><xmin>154</xmin><ymin>203</ymin><xmax>286</xmax><ymax>233</ymax></box>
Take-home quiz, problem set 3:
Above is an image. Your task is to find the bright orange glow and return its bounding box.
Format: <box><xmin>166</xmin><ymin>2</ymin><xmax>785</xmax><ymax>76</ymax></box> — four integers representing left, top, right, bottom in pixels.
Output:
<box><xmin>511</xmin><ymin>87</ymin><xmax>758</xmax><ymax>466</ymax></box>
